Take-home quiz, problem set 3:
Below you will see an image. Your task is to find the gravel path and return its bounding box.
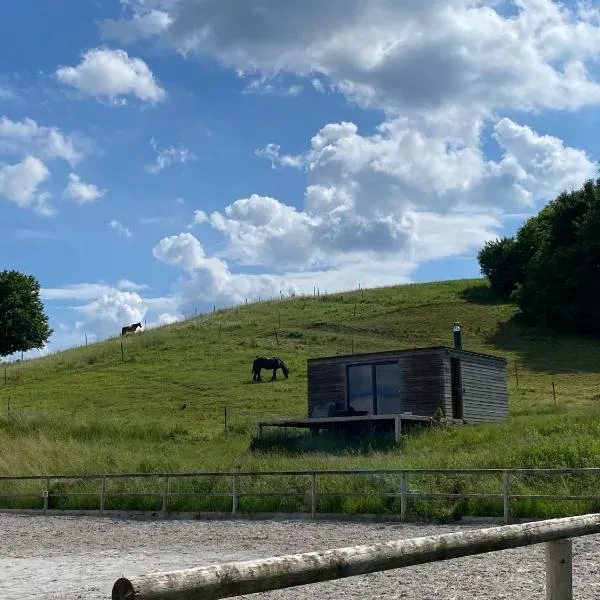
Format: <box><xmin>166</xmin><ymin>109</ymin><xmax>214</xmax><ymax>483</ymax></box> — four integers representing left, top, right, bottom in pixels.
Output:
<box><xmin>2</xmin><ymin>513</ymin><xmax>600</xmax><ymax>599</ymax></box>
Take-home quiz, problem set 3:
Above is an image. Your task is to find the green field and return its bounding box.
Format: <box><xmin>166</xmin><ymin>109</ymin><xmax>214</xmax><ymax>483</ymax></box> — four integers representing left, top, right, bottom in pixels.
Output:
<box><xmin>2</xmin><ymin>278</ymin><xmax>600</xmax><ymax>518</ymax></box>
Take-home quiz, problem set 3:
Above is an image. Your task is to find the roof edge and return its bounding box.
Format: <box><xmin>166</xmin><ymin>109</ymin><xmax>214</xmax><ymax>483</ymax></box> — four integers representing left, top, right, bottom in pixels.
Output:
<box><xmin>306</xmin><ymin>345</ymin><xmax>507</xmax><ymax>363</ymax></box>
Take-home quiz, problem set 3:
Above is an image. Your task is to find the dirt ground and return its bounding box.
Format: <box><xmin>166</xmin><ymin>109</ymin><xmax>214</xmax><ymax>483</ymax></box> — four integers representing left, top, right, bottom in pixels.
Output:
<box><xmin>2</xmin><ymin>513</ymin><xmax>600</xmax><ymax>599</ymax></box>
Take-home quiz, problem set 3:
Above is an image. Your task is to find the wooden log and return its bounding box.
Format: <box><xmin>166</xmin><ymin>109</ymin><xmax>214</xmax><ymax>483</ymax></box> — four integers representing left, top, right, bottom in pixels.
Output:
<box><xmin>112</xmin><ymin>513</ymin><xmax>600</xmax><ymax>600</ymax></box>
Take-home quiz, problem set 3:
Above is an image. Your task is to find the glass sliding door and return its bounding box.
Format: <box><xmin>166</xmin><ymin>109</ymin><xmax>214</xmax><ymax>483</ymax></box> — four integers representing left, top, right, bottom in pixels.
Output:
<box><xmin>347</xmin><ymin>362</ymin><xmax>401</xmax><ymax>415</ymax></box>
<box><xmin>375</xmin><ymin>363</ymin><xmax>401</xmax><ymax>414</ymax></box>
<box><xmin>347</xmin><ymin>364</ymin><xmax>374</xmax><ymax>414</ymax></box>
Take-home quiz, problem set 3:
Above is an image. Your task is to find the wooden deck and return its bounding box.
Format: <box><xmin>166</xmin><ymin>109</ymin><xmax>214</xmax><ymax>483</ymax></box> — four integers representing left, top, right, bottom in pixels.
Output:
<box><xmin>256</xmin><ymin>413</ymin><xmax>433</xmax><ymax>443</ymax></box>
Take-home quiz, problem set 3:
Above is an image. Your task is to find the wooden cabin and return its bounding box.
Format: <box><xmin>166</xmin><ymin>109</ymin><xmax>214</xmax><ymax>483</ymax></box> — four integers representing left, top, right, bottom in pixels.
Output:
<box><xmin>307</xmin><ymin>346</ymin><xmax>508</xmax><ymax>423</ymax></box>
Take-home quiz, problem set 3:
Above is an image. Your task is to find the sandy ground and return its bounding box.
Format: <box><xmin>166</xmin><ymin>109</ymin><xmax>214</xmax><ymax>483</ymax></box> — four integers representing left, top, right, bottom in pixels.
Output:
<box><xmin>2</xmin><ymin>513</ymin><xmax>600</xmax><ymax>599</ymax></box>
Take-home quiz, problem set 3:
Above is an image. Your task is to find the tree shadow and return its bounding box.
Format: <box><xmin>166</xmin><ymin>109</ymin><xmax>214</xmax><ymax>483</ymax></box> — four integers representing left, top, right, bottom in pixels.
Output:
<box><xmin>458</xmin><ymin>283</ymin><xmax>507</xmax><ymax>305</ymax></box>
<box><xmin>485</xmin><ymin>313</ymin><xmax>600</xmax><ymax>375</ymax></box>
<box><xmin>459</xmin><ymin>281</ymin><xmax>600</xmax><ymax>374</ymax></box>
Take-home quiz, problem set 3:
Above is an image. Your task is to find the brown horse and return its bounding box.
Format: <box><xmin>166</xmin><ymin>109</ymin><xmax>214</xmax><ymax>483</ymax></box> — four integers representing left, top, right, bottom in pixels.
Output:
<box><xmin>121</xmin><ymin>322</ymin><xmax>142</xmax><ymax>336</ymax></box>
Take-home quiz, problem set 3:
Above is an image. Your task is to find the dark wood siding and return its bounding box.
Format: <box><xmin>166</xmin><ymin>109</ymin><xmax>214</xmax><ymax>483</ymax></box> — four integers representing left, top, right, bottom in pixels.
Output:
<box><xmin>307</xmin><ymin>361</ymin><xmax>345</xmax><ymax>417</ymax></box>
<box><xmin>307</xmin><ymin>348</ymin><xmax>446</xmax><ymax>418</ymax></box>
<box><xmin>308</xmin><ymin>346</ymin><xmax>508</xmax><ymax>422</ymax></box>
<box><xmin>442</xmin><ymin>349</ymin><xmax>508</xmax><ymax>422</ymax></box>
<box><xmin>398</xmin><ymin>352</ymin><xmax>445</xmax><ymax>416</ymax></box>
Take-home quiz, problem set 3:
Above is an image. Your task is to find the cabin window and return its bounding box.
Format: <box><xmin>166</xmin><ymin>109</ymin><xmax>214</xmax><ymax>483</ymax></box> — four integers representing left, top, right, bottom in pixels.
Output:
<box><xmin>375</xmin><ymin>363</ymin><xmax>401</xmax><ymax>414</ymax></box>
<box><xmin>347</xmin><ymin>364</ymin><xmax>373</xmax><ymax>414</ymax></box>
<box><xmin>347</xmin><ymin>362</ymin><xmax>401</xmax><ymax>415</ymax></box>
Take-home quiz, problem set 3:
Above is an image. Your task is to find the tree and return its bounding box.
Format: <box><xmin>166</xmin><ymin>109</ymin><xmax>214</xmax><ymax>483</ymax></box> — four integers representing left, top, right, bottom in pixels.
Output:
<box><xmin>477</xmin><ymin>237</ymin><xmax>523</xmax><ymax>298</ymax></box>
<box><xmin>477</xmin><ymin>177</ymin><xmax>600</xmax><ymax>334</ymax></box>
<box><xmin>0</xmin><ymin>270</ymin><xmax>53</xmax><ymax>358</ymax></box>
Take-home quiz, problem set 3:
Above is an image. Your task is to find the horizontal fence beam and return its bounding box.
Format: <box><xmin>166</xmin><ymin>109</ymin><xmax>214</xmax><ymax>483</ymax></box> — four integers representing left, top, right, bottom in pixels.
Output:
<box><xmin>112</xmin><ymin>513</ymin><xmax>600</xmax><ymax>600</ymax></box>
<box><xmin>4</xmin><ymin>466</ymin><xmax>600</xmax><ymax>481</ymax></box>
<box><xmin>3</xmin><ymin>468</ymin><xmax>600</xmax><ymax>525</ymax></box>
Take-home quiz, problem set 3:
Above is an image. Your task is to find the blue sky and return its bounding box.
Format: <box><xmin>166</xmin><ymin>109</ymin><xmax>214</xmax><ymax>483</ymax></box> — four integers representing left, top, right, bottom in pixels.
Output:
<box><xmin>2</xmin><ymin>0</ymin><xmax>600</xmax><ymax>357</ymax></box>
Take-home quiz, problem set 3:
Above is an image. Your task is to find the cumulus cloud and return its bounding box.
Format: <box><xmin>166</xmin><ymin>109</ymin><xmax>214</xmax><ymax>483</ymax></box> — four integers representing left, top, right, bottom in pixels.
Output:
<box><xmin>156</xmin><ymin>312</ymin><xmax>180</xmax><ymax>326</ymax></box>
<box><xmin>0</xmin><ymin>116</ymin><xmax>83</xmax><ymax>164</ymax></box>
<box><xmin>151</xmin><ymin>231</ymin><xmax>417</xmax><ymax>317</ymax></box>
<box><xmin>0</xmin><ymin>155</ymin><xmax>53</xmax><ymax>216</ymax></box>
<box><xmin>42</xmin><ymin>281</ymin><xmax>176</xmax><ymax>345</ymax></box>
<box><xmin>145</xmin><ymin>137</ymin><xmax>195</xmax><ymax>174</ymax></box>
<box><xmin>110</xmin><ymin>219</ymin><xmax>133</xmax><ymax>237</ymax></box>
<box><xmin>64</xmin><ymin>173</ymin><xmax>105</xmax><ymax>204</ymax></box>
<box><xmin>56</xmin><ymin>48</ymin><xmax>166</xmax><ymax>104</ymax></box>
<box><xmin>72</xmin><ymin>0</ymin><xmax>600</xmax><ymax>342</ymax></box>
<box><xmin>152</xmin><ymin>232</ymin><xmax>229</xmax><ymax>277</ymax></box>
<box><xmin>187</xmin><ymin>209</ymin><xmax>208</xmax><ymax>228</ymax></box>
<box><xmin>101</xmin><ymin>8</ymin><xmax>172</xmax><ymax>44</ymax></box>
<box><xmin>209</xmin><ymin>195</ymin><xmax>317</xmax><ymax>267</ymax></box>
<box><xmin>153</xmin><ymin>0</ymin><xmax>600</xmax><ymax>116</ymax></box>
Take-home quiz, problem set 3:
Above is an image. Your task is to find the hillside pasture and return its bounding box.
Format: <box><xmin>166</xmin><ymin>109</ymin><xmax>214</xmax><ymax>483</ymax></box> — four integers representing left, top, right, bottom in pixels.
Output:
<box><xmin>2</xmin><ymin>279</ymin><xmax>600</xmax><ymax>517</ymax></box>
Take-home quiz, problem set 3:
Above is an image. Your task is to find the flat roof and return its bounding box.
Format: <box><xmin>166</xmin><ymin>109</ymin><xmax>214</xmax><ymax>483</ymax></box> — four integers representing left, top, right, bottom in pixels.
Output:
<box><xmin>307</xmin><ymin>345</ymin><xmax>507</xmax><ymax>364</ymax></box>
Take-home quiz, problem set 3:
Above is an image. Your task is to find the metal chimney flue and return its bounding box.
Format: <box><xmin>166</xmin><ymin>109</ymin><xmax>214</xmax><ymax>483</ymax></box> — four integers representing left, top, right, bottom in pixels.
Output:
<box><xmin>453</xmin><ymin>322</ymin><xmax>462</xmax><ymax>350</ymax></box>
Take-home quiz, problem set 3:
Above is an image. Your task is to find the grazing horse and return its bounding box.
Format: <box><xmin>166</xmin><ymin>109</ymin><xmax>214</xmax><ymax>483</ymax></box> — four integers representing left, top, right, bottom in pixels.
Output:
<box><xmin>252</xmin><ymin>356</ymin><xmax>289</xmax><ymax>382</ymax></box>
<box><xmin>121</xmin><ymin>322</ymin><xmax>142</xmax><ymax>336</ymax></box>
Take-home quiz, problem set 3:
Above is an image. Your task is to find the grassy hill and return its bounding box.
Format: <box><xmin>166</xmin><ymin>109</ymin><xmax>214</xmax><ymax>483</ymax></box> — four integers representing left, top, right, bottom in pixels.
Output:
<box><xmin>2</xmin><ymin>277</ymin><xmax>600</xmax><ymax>484</ymax></box>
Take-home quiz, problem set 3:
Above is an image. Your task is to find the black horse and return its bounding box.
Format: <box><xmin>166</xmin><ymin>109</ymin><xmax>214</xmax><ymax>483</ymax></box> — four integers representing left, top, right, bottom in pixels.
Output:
<box><xmin>252</xmin><ymin>357</ymin><xmax>289</xmax><ymax>382</ymax></box>
<box><xmin>121</xmin><ymin>322</ymin><xmax>142</xmax><ymax>336</ymax></box>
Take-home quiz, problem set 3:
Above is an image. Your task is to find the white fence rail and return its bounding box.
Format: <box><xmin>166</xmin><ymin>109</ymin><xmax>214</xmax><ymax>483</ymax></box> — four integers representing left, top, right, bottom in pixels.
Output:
<box><xmin>2</xmin><ymin>468</ymin><xmax>600</xmax><ymax>523</ymax></box>
<box><xmin>111</xmin><ymin>513</ymin><xmax>600</xmax><ymax>600</ymax></box>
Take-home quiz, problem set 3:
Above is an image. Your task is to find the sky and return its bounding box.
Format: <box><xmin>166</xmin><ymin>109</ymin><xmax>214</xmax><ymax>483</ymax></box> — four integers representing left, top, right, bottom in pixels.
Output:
<box><xmin>2</xmin><ymin>0</ymin><xmax>600</xmax><ymax>357</ymax></box>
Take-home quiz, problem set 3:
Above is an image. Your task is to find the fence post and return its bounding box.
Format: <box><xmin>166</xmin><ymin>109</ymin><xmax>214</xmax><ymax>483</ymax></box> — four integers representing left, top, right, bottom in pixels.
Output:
<box><xmin>100</xmin><ymin>477</ymin><xmax>107</xmax><ymax>516</ymax></box>
<box><xmin>162</xmin><ymin>476</ymin><xmax>170</xmax><ymax>518</ymax></box>
<box><xmin>232</xmin><ymin>466</ymin><xmax>241</xmax><ymax>515</ymax></box>
<box><xmin>400</xmin><ymin>472</ymin><xmax>408</xmax><ymax>522</ymax></box>
<box><xmin>311</xmin><ymin>472</ymin><xmax>317</xmax><ymax>519</ymax></box>
<box><xmin>503</xmin><ymin>471</ymin><xmax>511</xmax><ymax>524</ymax></box>
<box><xmin>545</xmin><ymin>539</ymin><xmax>572</xmax><ymax>600</ymax></box>
<box><xmin>43</xmin><ymin>477</ymin><xmax>50</xmax><ymax>513</ymax></box>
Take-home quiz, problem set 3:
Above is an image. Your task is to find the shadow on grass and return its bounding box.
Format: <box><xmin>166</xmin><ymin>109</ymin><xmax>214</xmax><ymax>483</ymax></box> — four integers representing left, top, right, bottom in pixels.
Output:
<box><xmin>250</xmin><ymin>423</ymin><xmax>432</xmax><ymax>456</ymax></box>
<box><xmin>458</xmin><ymin>283</ymin><xmax>508</xmax><ymax>306</ymax></box>
<box><xmin>487</xmin><ymin>313</ymin><xmax>600</xmax><ymax>375</ymax></box>
<box><xmin>459</xmin><ymin>282</ymin><xmax>600</xmax><ymax>374</ymax></box>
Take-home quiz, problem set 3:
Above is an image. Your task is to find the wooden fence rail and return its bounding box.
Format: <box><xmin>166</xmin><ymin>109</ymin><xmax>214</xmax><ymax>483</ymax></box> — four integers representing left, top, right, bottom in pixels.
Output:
<box><xmin>2</xmin><ymin>468</ymin><xmax>600</xmax><ymax>523</ymax></box>
<box><xmin>112</xmin><ymin>513</ymin><xmax>600</xmax><ymax>600</ymax></box>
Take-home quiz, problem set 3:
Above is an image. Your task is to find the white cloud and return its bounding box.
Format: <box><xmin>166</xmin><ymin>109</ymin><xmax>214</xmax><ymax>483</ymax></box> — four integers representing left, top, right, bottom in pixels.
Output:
<box><xmin>240</xmin><ymin>74</ymin><xmax>302</xmax><ymax>97</ymax></box>
<box><xmin>75</xmin><ymin>290</ymin><xmax>147</xmax><ymax>338</ymax></box>
<box><xmin>255</xmin><ymin>143</ymin><xmax>303</xmax><ymax>169</ymax></box>
<box><xmin>211</xmin><ymin>113</ymin><xmax>592</xmax><ymax>271</ymax></box>
<box><xmin>157</xmin><ymin>0</ymin><xmax>600</xmax><ymax>117</ymax></box>
<box><xmin>152</xmin><ymin>232</ymin><xmax>228</xmax><ymax>276</ymax></box>
<box><xmin>156</xmin><ymin>312</ymin><xmax>180</xmax><ymax>325</ymax></box>
<box><xmin>117</xmin><ymin>279</ymin><xmax>150</xmax><ymax>291</ymax></box>
<box><xmin>0</xmin><ymin>116</ymin><xmax>83</xmax><ymax>164</ymax></box>
<box><xmin>110</xmin><ymin>219</ymin><xmax>133</xmax><ymax>237</ymax></box>
<box><xmin>209</xmin><ymin>195</ymin><xmax>317</xmax><ymax>267</ymax></box>
<box><xmin>64</xmin><ymin>173</ymin><xmax>106</xmax><ymax>204</ymax></box>
<box><xmin>187</xmin><ymin>209</ymin><xmax>208</xmax><ymax>228</ymax></box>
<box><xmin>101</xmin><ymin>8</ymin><xmax>172</xmax><ymax>44</ymax></box>
<box><xmin>0</xmin><ymin>155</ymin><xmax>53</xmax><ymax>216</ymax></box>
<box><xmin>152</xmin><ymin>231</ymin><xmax>416</xmax><ymax>316</ymax></box>
<box><xmin>145</xmin><ymin>137</ymin><xmax>195</xmax><ymax>174</ymax></box>
<box><xmin>56</xmin><ymin>48</ymin><xmax>166</xmax><ymax>104</ymax></box>
<box><xmin>41</xmin><ymin>281</ymin><xmax>177</xmax><ymax>346</ymax></box>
